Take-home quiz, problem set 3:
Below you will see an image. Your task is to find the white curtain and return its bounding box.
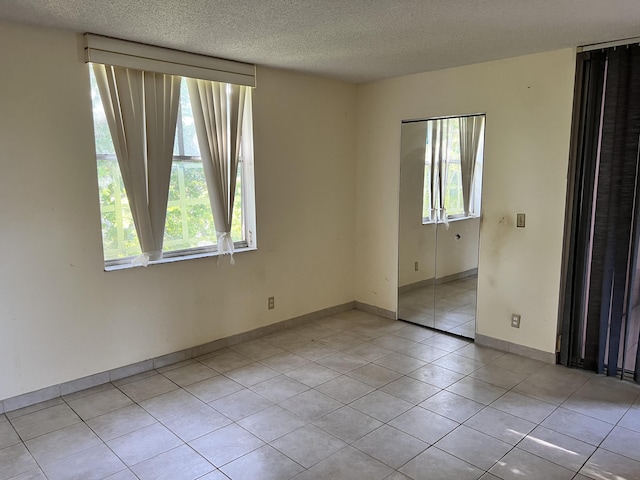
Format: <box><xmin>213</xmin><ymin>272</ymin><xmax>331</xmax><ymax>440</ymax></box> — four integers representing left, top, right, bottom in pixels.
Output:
<box><xmin>433</xmin><ymin>119</ymin><xmax>451</xmax><ymax>224</ymax></box>
<box><xmin>459</xmin><ymin>115</ymin><xmax>484</xmax><ymax>216</ymax></box>
<box><xmin>187</xmin><ymin>79</ymin><xmax>249</xmax><ymax>264</ymax></box>
<box><xmin>427</xmin><ymin>123</ymin><xmax>437</xmax><ymax>221</ymax></box>
<box><xmin>93</xmin><ymin>64</ymin><xmax>181</xmax><ymax>264</ymax></box>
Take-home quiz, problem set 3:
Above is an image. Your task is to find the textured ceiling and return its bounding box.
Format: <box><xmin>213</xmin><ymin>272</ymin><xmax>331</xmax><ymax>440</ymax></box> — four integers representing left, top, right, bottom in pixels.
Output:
<box><xmin>1</xmin><ymin>1</ymin><xmax>640</xmax><ymax>83</ymax></box>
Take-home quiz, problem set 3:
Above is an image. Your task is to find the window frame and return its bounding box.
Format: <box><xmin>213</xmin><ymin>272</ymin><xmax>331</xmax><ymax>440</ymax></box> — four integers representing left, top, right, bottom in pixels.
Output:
<box><xmin>89</xmin><ymin>65</ymin><xmax>257</xmax><ymax>269</ymax></box>
<box><xmin>85</xmin><ymin>34</ymin><xmax>257</xmax><ymax>270</ymax></box>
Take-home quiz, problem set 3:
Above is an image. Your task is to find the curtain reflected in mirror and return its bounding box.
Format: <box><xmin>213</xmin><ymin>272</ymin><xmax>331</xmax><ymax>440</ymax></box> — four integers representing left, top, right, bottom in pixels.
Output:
<box><xmin>398</xmin><ymin>114</ymin><xmax>485</xmax><ymax>339</ymax></box>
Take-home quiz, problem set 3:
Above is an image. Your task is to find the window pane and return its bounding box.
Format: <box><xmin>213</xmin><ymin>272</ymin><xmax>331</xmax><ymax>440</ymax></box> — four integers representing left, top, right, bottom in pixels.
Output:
<box><xmin>231</xmin><ymin>165</ymin><xmax>244</xmax><ymax>242</ymax></box>
<box><xmin>164</xmin><ymin>205</ymin><xmax>184</xmax><ymax>243</ymax></box>
<box><xmin>96</xmin><ymin>157</ymin><xmax>141</xmax><ymax>260</ymax></box>
<box><xmin>174</xmin><ymin>80</ymin><xmax>200</xmax><ymax>157</ymax></box>
<box><xmin>444</xmin><ymin>118</ymin><xmax>464</xmax><ymax>216</ymax></box>
<box><xmin>90</xmin><ymin>70</ymin><xmax>115</xmax><ymax>155</ymax></box>
<box><xmin>187</xmin><ymin>204</ymin><xmax>216</xmax><ymax>241</ymax></box>
<box><xmin>445</xmin><ymin>163</ymin><xmax>464</xmax><ymax>215</ymax></box>
<box><xmin>183</xmin><ymin>160</ymin><xmax>209</xmax><ymax>199</ymax></box>
<box><xmin>163</xmin><ymin>161</ymin><xmax>216</xmax><ymax>252</ymax></box>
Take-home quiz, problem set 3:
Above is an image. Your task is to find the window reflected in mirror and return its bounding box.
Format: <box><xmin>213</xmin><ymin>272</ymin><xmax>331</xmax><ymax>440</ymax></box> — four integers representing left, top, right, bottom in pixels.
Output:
<box><xmin>423</xmin><ymin>115</ymin><xmax>485</xmax><ymax>224</ymax></box>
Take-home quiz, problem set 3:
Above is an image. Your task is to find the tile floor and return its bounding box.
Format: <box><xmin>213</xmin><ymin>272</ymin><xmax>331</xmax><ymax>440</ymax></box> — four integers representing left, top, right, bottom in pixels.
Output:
<box><xmin>1</xmin><ymin>309</ymin><xmax>640</xmax><ymax>480</ymax></box>
<box><xmin>399</xmin><ymin>276</ymin><xmax>477</xmax><ymax>338</ymax></box>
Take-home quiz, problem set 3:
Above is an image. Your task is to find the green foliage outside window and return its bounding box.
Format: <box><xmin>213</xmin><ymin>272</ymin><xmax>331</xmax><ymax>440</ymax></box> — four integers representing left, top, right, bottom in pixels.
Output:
<box><xmin>97</xmin><ymin>159</ymin><xmax>141</xmax><ymax>259</ymax></box>
<box><xmin>445</xmin><ymin>164</ymin><xmax>464</xmax><ymax>216</ymax></box>
<box><xmin>97</xmin><ymin>157</ymin><xmax>244</xmax><ymax>260</ymax></box>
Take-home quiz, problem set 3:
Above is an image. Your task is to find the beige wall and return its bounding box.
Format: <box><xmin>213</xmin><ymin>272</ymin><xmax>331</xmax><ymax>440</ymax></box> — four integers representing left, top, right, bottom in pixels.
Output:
<box><xmin>0</xmin><ymin>20</ymin><xmax>578</xmax><ymax>400</ymax></box>
<box><xmin>0</xmin><ymin>22</ymin><xmax>357</xmax><ymax>400</ymax></box>
<box><xmin>356</xmin><ymin>49</ymin><xmax>576</xmax><ymax>354</ymax></box>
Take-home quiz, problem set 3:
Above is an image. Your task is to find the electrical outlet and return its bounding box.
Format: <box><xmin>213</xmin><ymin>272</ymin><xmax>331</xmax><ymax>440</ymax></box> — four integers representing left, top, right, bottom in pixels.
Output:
<box><xmin>268</xmin><ymin>296</ymin><xmax>275</xmax><ymax>310</ymax></box>
<box><xmin>511</xmin><ymin>313</ymin><xmax>521</xmax><ymax>328</ymax></box>
<box><xmin>516</xmin><ymin>213</ymin><xmax>526</xmax><ymax>228</ymax></box>
<box><xmin>414</xmin><ymin>261</ymin><xmax>419</xmax><ymax>271</ymax></box>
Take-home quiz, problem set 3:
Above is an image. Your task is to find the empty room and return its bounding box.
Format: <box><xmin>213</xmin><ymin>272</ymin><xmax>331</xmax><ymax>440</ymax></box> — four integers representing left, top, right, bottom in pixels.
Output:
<box><xmin>1</xmin><ymin>1</ymin><xmax>640</xmax><ymax>479</ymax></box>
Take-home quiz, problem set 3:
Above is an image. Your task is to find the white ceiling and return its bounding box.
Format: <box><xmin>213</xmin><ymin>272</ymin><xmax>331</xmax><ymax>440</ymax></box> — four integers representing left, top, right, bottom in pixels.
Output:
<box><xmin>2</xmin><ymin>1</ymin><xmax>640</xmax><ymax>83</ymax></box>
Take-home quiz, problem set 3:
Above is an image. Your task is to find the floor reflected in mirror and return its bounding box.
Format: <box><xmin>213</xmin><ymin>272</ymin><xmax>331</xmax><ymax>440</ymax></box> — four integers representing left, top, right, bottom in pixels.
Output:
<box><xmin>398</xmin><ymin>276</ymin><xmax>476</xmax><ymax>339</ymax></box>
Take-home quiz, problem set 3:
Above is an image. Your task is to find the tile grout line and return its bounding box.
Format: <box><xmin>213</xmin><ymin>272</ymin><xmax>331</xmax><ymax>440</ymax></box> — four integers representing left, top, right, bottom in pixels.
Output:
<box><xmin>2</xmin><ymin>313</ymin><xmax>639</xmax><ymax>480</ymax></box>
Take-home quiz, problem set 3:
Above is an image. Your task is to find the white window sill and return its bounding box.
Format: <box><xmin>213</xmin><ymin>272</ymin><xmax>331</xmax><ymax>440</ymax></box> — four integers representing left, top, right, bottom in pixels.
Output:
<box><xmin>422</xmin><ymin>214</ymin><xmax>479</xmax><ymax>226</ymax></box>
<box><xmin>104</xmin><ymin>245</ymin><xmax>257</xmax><ymax>271</ymax></box>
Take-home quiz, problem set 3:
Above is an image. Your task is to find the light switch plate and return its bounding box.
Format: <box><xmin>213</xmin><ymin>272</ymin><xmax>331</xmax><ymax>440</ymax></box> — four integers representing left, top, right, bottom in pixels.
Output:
<box><xmin>516</xmin><ymin>213</ymin><xmax>526</xmax><ymax>228</ymax></box>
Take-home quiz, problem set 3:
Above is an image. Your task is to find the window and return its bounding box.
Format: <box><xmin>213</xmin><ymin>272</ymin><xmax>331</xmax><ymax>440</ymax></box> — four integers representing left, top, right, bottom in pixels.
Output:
<box><xmin>422</xmin><ymin>115</ymin><xmax>484</xmax><ymax>223</ymax></box>
<box><xmin>85</xmin><ymin>34</ymin><xmax>256</xmax><ymax>268</ymax></box>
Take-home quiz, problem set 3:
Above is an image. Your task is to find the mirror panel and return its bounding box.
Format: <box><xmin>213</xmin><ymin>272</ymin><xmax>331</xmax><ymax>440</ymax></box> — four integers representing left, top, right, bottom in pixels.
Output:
<box><xmin>434</xmin><ymin>218</ymin><xmax>480</xmax><ymax>337</ymax></box>
<box><xmin>398</xmin><ymin>114</ymin><xmax>485</xmax><ymax>339</ymax></box>
<box><xmin>398</xmin><ymin>122</ymin><xmax>436</xmax><ymax>327</ymax></box>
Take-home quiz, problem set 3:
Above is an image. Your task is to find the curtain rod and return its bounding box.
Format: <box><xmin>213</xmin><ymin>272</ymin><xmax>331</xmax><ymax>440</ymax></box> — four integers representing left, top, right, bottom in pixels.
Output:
<box><xmin>578</xmin><ymin>36</ymin><xmax>640</xmax><ymax>52</ymax></box>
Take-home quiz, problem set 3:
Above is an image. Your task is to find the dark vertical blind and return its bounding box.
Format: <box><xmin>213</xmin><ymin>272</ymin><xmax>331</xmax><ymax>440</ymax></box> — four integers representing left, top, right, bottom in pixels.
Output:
<box><xmin>560</xmin><ymin>50</ymin><xmax>606</xmax><ymax>368</ymax></box>
<box><xmin>561</xmin><ymin>44</ymin><xmax>640</xmax><ymax>381</ymax></box>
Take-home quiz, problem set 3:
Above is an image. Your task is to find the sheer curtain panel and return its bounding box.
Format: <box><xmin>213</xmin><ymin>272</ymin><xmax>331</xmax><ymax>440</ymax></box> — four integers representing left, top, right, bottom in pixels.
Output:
<box><xmin>187</xmin><ymin>79</ymin><xmax>250</xmax><ymax>264</ymax></box>
<box><xmin>428</xmin><ymin>121</ymin><xmax>438</xmax><ymax>221</ymax></box>
<box><xmin>434</xmin><ymin>119</ymin><xmax>451</xmax><ymax>224</ymax></box>
<box><xmin>93</xmin><ymin>64</ymin><xmax>181</xmax><ymax>264</ymax></box>
<box><xmin>459</xmin><ymin>116</ymin><xmax>484</xmax><ymax>216</ymax></box>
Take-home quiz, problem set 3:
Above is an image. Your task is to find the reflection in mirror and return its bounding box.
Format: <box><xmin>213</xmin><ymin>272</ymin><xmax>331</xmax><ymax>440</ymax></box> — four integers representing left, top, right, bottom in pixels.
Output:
<box><xmin>398</xmin><ymin>122</ymin><xmax>437</xmax><ymax>328</ymax></box>
<box><xmin>398</xmin><ymin>114</ymin><xmax>485</xmax><ymax>339</ymax></box>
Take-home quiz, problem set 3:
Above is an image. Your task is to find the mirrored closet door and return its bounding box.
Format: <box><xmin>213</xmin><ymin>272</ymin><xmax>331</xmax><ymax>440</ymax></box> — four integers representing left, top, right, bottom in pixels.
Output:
<box><xmin>397</xmin><ymin>114</ymin><xmax>485</xmax><ymax>339</ymax></box>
